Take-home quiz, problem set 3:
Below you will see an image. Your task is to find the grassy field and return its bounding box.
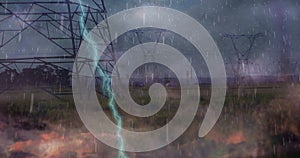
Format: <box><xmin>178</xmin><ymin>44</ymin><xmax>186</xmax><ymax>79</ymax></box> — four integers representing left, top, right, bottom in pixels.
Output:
<box><xmin>0</xmin><ymin>83</ymin><xmax>299</xmax><ymax>157</ymax></box>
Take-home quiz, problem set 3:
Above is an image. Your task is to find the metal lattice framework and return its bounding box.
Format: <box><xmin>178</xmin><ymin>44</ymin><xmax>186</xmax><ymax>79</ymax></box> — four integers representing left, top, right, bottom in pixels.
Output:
<box><xmin>0</xmin><ymin>0</ymin><xmax>116</xmax><ymax>96</ymax></box>
<box><xmin>223</xmin><ymin>33</ymin><xmax>263</xmax><ymax>84</ymax></box>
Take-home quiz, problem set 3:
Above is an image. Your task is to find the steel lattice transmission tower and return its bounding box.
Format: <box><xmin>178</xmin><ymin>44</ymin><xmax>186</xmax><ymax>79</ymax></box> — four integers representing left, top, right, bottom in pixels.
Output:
<box><xmin>223</xmin><ymin>33</ymin><xmax>263</xmax><ymax>84</ymax></box>
<box><xmin>0</xmin><ymin>0</ymin><xmax>116</xmax><ymax>95</ymax></box>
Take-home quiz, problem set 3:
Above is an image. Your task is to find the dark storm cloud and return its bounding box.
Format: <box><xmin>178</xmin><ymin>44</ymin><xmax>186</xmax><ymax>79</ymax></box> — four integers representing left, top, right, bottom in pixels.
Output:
<box><xmin>1</xmin><ymin>0</ymin><xmax>300</xmax><ymax>76</ymax></box>
<box><xmin>103</xmin><ymin>0</ymin><xmax>300</xmax><ymax>76</ymax></box>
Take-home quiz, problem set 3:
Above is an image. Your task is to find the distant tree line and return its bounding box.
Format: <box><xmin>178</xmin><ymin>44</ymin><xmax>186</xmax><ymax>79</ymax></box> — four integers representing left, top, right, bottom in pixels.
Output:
<box><xmin>0</xmin><ymin>65</ymin><xmax>70</xmax><ymax>88</ymax></box>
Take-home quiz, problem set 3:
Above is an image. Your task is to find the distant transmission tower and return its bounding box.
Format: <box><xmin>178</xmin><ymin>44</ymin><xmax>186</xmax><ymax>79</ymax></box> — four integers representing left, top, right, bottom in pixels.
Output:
<box><xmin>119</xmin><ymin>28</ymin><xmax>171</xmax><ymax>84</ymax></box>
<box><xmin>223</xmin><ymin>33</ymin><xmax>263</xmax><ymax>85</ymax></box>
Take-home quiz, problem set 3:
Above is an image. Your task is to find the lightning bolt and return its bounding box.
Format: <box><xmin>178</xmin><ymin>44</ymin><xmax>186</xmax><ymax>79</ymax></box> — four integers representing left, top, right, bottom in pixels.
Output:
<box><xmin>77</xmin><ymin>1</ymin><xmax>128</xmax><ymax>158</ymax></box>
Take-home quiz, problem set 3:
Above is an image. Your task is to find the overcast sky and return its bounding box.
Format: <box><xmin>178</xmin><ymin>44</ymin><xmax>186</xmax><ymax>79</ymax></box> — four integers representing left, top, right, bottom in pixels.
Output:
<box><xmin>1</xmin><ymin>0</ymin><xmax>300</xmax><ymax>77</ymax></box>
<box><xmin>103</xmin><ymin>0</ymin><xmax>300</xmax><ymax>77</ymax></box>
